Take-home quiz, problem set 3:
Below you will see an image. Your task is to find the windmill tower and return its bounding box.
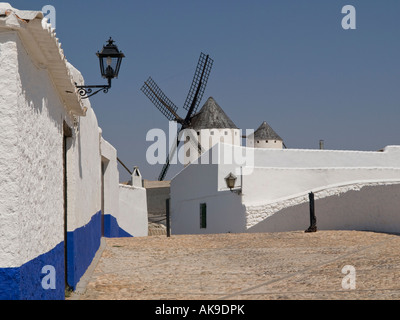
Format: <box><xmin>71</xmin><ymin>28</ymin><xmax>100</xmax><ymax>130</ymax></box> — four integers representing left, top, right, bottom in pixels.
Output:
<box><xmin>247</xmin><ymin>121</ymin><xmax>284</xmax><ymax>149</ymax></box>
<box><xmin>141</xmin><ymin>53</ymin><xmax>213</xmax><ymax>181</ymax></box>
<box><xmin>182</xmin><ymin>97</ymin><xmax>240</xmax><ymax>166</ymax></box>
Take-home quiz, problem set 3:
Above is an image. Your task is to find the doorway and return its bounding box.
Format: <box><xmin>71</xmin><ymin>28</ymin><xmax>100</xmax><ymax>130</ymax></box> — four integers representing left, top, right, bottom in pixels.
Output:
<box><xmin>63</xmin><ymin>121</ymin><xmax>72</xmax><ymax>290</ymax></box>
<box><xmin>101</xmin><ymin>159</ymin><xmax>109</xmax><ymax>237</ymax></box>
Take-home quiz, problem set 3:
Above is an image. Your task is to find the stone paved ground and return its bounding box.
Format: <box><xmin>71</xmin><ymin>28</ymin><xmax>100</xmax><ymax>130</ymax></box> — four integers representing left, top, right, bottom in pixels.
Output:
<box><xmin>70</xmin><ymin>230</ymin><xmax>400</xmax><ymax>300</ymax></box>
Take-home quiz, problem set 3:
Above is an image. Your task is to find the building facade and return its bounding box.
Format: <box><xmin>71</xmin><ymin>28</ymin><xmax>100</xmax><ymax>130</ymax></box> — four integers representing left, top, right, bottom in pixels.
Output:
<box><xmin>0</xmin><ymin>4</ymin><xmax>147</xmax><ymax>300</ymax></box>
<box><xmin>171</xmin><ymin>143</ymin><xmax>400</xmax><ymax>235</ymax></box>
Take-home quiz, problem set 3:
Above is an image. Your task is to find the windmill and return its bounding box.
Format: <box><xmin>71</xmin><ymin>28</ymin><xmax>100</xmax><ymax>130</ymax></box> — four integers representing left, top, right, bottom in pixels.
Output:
<box><xmin>141</xmin><ymin>53</ymin><xmax>214</xmax><ymax>181</ymax></box>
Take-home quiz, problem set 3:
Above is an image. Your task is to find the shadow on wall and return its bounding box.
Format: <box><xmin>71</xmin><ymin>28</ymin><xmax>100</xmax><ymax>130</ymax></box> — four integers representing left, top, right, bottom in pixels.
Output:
<box><xmin>248</xmin><ymin>184</ymin><xmax>400</xmax><ymax>234</ymax></box>
<box><xmin>18</xmin><ymin>44</ymin><xmax>64</xmax><ymax>135</ymax></box>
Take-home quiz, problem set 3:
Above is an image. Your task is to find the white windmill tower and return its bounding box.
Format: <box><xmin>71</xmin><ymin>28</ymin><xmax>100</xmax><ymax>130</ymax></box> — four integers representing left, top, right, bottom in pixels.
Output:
<box><xmin>247</xmin><ymin>121</ymin><xmax>284</xmax><ymax>149</ymax></box>
<box><xmin>182</xmin><ymin>97</ymin><xmax>241</xmax><ymax>166</ymax></box>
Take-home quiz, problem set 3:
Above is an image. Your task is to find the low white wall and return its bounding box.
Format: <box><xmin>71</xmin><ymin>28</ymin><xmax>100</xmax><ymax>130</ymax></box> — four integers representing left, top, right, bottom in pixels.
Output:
<box><xmin>242</xmin><ymin>167</ymin><xmax>400</xmax><ymax>206</ymax></box>
<box><xmin>211</xmin><ymin>143</ymin><xmax>400</xmax><ymax>205</ymax></box>
<box><xmin>247</xmin><ymin>182</ymin><xmax>400</xmax><ymax>234</ymax></box>
<box><xmin>251</xmin><ymin>145</ymin><xmax>400</xmax><ymax>168</ymax></box>
<box><xmin>100</xmin><ymin>136</ymin><xmax>120</xmax><ymax>221</ymax></box>
<box><xmin>119</xmin><ymin>185</ymin><xmax>148</xmax><ymax>237</ymax></box>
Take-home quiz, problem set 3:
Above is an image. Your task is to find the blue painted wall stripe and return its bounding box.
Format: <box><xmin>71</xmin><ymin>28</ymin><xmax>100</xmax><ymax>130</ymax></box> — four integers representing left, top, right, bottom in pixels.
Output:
<box><xmin>67</xmin><ymin>211</ymin><xmax>102</xmax><ymax>290</ymax></box>
<box><xmin>0</xmin><ymin>242</ymin><xmax>65</xmax><ymax>300</ymax></box>
<box><xmin>104</xmin><ymin>214</ymin><xmax>133</xmax><ymax>238</ymax></box>
<box><xmin>0</xmin><ymin>268</ymin><xmax>20</xmax><ymax>300</ymax></box>
<box><xmin>0</xmin><ymin>210</ymin><xmax>132</xmax><ymax>300</ymax></box>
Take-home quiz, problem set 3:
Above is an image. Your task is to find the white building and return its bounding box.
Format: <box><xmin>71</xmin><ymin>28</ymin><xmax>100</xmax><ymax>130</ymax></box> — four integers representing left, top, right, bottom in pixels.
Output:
<box><xmin>0</xmin><ymin>3</ymin><xmax>147</xmax><ymax>300</ymax></box>
<box><xmin>171</xmin><ymin>89</ymin><xmax>400</xmax><ymax>236</ymax></box>
<box><xmin>171</xmin><ymin>142</ymin><xmax>400</xmax><ymax>236</ymax></box>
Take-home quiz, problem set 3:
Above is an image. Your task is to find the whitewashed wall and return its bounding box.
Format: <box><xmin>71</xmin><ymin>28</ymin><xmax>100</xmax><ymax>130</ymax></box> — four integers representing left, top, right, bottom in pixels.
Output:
<box><xmin>0</xmin><ymin>28</ymin><xmax>76</xmax><ymax>299</ymax></box>
<box><xmin>171</xmin><ymin>143</ymin><xmax>400</xmax><ymax>235</ymax></box>
<box><xmin>0</xmin><ymin>30</ymin><xmax>70</xmax><ymax>269</ymax></box>
<box><xmin>171</xmin><ymin>149</ymin><xmax>246</xmax><ymax>234</ymax></box>
<box><xmin>0</xmin><ymin>5</ymin><xmax>148</xmax><ymax>300</ymax></box>
<box><xmin>251</xmin><ymin>145</ymin><xmax>400</xmax><ymax>168</ymax></box>
<box><xmin>66</xmin><ymin>111</ymin><xmax>102</xmax><ymax>232</ymax></box>
<box><xmin>247</xmin><ymin>182</ymin><xmax>400</xmax><ymax>234</ymax></box>
<box><xmin>100</xmin><ymin>135</ymin><xmax>120</xmax><ymax>225</ymax></box>
<box><xmin>242</xmin><ymin>167</ymin><xmax>400</xmax><ymax>206</ymax></box>
<box><xmin>100</xmin><ymin>136</ymin><xmax>148</xmax><ymax>238</ymax></box>
<box><xmin>119</xmin><ymin>185</ymin><xmax>148</xmax><ymax>237</ymax></box>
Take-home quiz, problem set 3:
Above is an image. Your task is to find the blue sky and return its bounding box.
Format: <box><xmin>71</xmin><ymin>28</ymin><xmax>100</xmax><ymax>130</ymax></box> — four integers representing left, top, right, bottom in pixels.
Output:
<box><xmin>9</xmin><ymin>1</ymin><xmax>400</xmax><ymax>181</ymax></box>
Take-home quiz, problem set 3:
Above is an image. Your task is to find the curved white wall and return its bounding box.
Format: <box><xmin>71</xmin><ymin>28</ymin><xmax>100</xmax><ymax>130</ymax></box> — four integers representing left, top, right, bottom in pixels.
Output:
<box><xmin>247</xmin><ymin>183</ymin><xmax>400</xmax><ymax>234</ymax></box>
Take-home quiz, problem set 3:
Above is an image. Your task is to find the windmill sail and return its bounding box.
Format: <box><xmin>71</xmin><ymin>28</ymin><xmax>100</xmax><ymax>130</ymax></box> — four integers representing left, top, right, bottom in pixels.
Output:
<box><xmin>141</xmin><ymin>52</ymin><xmax>213</xmax><ymax>181</ymax></box>
<box><xmin>182</xmin><ymin>53</ymin><xmax>214</xmax><ymax>119</ymax></box>
<box><xmin>141</xmin><ymin>77</ymin><xmax>182</xmax><ymax>122</ymax></box>
<box><xmin>158</xmin><ymin>130</ymin><xmax>182</xmax><ymax>181</ymax></box>
<box><xmin>158</xmin><ymin>156</ymin><xmax>171</xmax><ymax>181</ymax></box>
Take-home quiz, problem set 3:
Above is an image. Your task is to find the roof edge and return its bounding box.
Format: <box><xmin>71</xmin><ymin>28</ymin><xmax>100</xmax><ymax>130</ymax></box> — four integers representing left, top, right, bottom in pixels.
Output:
<box><xmin>0</xmin><ymin>5</ymin><xmax>87</xmax><ymax>116</ymax></box>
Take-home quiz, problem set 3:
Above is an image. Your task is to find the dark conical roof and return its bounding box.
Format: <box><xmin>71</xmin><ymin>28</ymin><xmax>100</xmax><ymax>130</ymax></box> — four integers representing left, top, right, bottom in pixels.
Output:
<box><xmin>189</xmin><ymin>97</ymin><xmax>238</xmax><ymax>130</ymax></box>
<box><xmin>252</xmin><ymin>121</ymin><xmax>283</xmax><ymax>141</ymax></box>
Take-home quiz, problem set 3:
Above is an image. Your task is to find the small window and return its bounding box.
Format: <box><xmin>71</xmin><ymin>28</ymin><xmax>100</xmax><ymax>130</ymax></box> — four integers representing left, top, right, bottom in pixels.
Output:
<box><xmin>200</xmin><ymin>203</ymin><xmax>207</xmax><ymax>229</ymax></box>
<box><xmin>225</xmin><ymin>131</ymin><xmax>228</xmax><ymax>135</ymax></box>
<box><xmin>186</xmin><ymin>136</ymin><xmax>190</xmax><ymax>141</ymax></box>
<box><xmin>197</xmin><ymin>131</ymin><xmax>200</xmax><ymax>136</ymax></box>
<box><xmin>274</xmin><ymin>140</ymin><xmax>277</xmax><ymax>143</ymax></box>
<box><xmin>235</xmin><ymin>132</ymin><xmax>237</xmax><ymax>136</ymax></box>
<box><xmin>257</xmin><ymin>141</ymin><xmax>260</xmax><ymax>144</ymax></box>
<box><xmin>211</xmin><ymin>131</ymin><xmax>214</xmax><ymax>135</ymax></box>
<box><xmin>266</xmin><ymin>140</ymin><xmax>268</xmax><ymax>143</ymax></box>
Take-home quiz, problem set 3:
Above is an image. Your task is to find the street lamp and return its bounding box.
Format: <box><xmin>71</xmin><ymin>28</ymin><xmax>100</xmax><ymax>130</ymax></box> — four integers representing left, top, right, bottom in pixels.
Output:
<box><xmin>76</xmin><ymin>37</ymin><xmax>125</xmax><ymax>99</ymax></box>
<box><xmin>225</xmin><ymin>172</ymin><xmax>237</xmax><ymax>191</ymax></box>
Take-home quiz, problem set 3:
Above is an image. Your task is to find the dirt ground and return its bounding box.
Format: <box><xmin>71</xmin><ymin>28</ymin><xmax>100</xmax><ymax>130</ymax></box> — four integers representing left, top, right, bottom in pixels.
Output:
<box><xmin>69</xmin><ymin>230</ymin><xmax>400</xmax><ymax>300</ymax></box>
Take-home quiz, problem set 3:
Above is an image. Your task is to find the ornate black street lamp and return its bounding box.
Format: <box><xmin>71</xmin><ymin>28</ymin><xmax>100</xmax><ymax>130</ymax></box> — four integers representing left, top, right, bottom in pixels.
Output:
<box><xmin>76</xmin><ymin>37</ymin><xmax>125</xmax><ymax>99</ymax></box>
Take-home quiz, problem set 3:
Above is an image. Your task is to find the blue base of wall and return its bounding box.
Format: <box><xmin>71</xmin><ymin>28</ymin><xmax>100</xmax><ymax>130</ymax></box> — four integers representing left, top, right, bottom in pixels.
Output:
<box><xmin>0</xmin><ymin>242</ymin><xmax>65</xmax><ymax>300</ymax></box>
<box><xmin>0</xmin><ymin>210</ymin><xmax>132</xmax><ymax>300</ymax></box>
<box><xmin>67</xmin><ymin>211</ymin><xmax>102</xmax><ymax>290</ymax></box>
<box><xmin>0</xmin><ymin>268</ymin><xmax>21</xmax><ymax>300</ymax></box>
<box><xmin>66</xmin><ymin>212</ymin><xmax>132</xmax><ymax>290</ymax></box>
<box><xmin>104</xmin><ymin>214</ymin><xmax>133</xmax><ymax>238</ymax></box>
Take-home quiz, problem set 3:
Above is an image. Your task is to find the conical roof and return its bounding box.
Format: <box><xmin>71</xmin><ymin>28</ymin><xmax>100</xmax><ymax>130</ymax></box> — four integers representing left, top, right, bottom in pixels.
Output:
<box><xmin>189</xmin><ymin>97</ymin><xmax>238</xmax><ymax>130</ymax></box>
<box><xmin>252</xmin><ymin>121</ymin><xmax>283</xmax><ymax>141</ymax></box>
